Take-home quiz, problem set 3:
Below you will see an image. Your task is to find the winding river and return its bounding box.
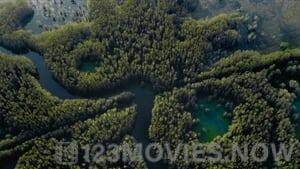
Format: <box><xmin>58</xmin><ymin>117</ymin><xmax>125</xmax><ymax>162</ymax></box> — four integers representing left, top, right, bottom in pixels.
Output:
<box><xmin>3</xmin><ymin>0</ymin><xmax>299</xmax><ymax>168</ymax></box>
<box><xmin>0</xmin><ymin>46</ymin><xmax>12</xmax><ymax>55</ymax></box>
<box><xmin>292</xmin><ymin>98</ymin><xmax>300</xmax><ymax>139</ymax></box>
<box><xmin>0</xmin><ymin>0</ymin><xmax>167</xmax><ymax>167</ymax></box>
<box><xmin>0</xmin><ymin>46</ymin><xmax>165</xmax><ymax>168</ymax></box>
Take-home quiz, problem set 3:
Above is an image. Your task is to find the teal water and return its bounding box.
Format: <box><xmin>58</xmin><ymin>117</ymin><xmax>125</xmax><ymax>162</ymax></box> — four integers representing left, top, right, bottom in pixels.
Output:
<box><xmin>79</xmin><ymin>61</ymin><xmax>98</xmax><ymax>73</ymax></box>
<box><xmin>293</xmin><ymin>97</ymin><xmax>300</xmax><ymax>139</ymax></box>
<box><xmin>0</xmin><ymin>48</ymin><xmax>166</xmax><ymax>169</ymax></box>
<box><xmin>0</xmin><ymin>127</ymin><xmax>4</xmax><ymax>140</ymax></box>
<box><xmin>0</xmin><ymin>128</ymin><xmax>10</xmax><ymax>142</ymax></box>
<box><xmin>194</xmin><ymin>97</ymin><xmax>230</xmax><ymax>143</ymax></box>
<box><xmin>0</xmin><ymin>46</ymin><xmax>12</xmax><ymax>55</ymax></box>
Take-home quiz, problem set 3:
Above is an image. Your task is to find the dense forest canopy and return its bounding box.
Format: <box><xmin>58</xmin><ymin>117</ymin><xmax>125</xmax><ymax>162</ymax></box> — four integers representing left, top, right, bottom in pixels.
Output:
<box><xmin>0</xmin><ymin>0</ymin><xmax>300</xmax><ymax>169</ymax></box>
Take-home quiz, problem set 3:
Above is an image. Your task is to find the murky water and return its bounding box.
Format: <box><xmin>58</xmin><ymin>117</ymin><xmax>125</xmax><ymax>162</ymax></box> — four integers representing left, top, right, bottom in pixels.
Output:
<box><xmin>0</xmin><ymin>128</ymin><xmax>5</xmax><ymax>140</ymax></box>
<box><xmin>2</xmin><ymin>0</ymin><xmax>299</xmax><ymax>167</ymax></box>
<box><xmin>192</xmin><ymin>0</ymin><xmax>300</xmax><ymax>52</ymax></box>
<box><xmin>25</xmin><ymin>0</ymin><xmax>88</xmax><ymax>33</ymax></box>
<box><xmin>0</xmin><ymin>46</ymin><xmax>12</xmax><ymax>55</ymax></box>
<box><xmin>193</xmin><ymin>97</ymin><xmax>230</xmax><ymax>143</ymax></box>
<box><xmin>0</xmin><ymin>48</ymin><xmax>166</xmax><ymax>168</ymax></box>
<box><xmin>25</xmin><ymin>52</ymin><xmax>166</xmax><ymax>168</ymax></box>
<box><xmin>79</xmin><ymin>62</ymin><xmax>98</xmax><ymax>73</ymax></box>
<box><xmin>25</xmin><ymin>51</ymin><xmax>78</xmax><ymax>99</ymax></box>
<box><xmin>2</xmin><ymin>2</ymin><xmax>165</xmax><ymax>167</ymax></box>
<box><xmin>292</xmin><ymin>97</ymin><xmax>300</xmax><ymax>139</ymax></box>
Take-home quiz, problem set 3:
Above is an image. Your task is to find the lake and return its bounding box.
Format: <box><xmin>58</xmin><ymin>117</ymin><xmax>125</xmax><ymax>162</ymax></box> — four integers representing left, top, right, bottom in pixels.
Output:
<box><xmin>193</xmin><ymin>97</ymin><xmax>231</xmax><ymax>143</ymax></box>
<box><xmin>79</xmin><ymin>61</ymin><xmax>98</xmax><ymax>73</ymax></box>
<box><xmin>192</xmin><ymin>0</ymin><xmax>300</xmax><ymax>52</ymax></box>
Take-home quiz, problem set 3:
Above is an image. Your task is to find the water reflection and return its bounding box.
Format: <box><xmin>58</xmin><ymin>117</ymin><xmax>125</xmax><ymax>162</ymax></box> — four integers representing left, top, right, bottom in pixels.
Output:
<box><xmin>25</xmin><ymin>0</ymin><xmax>88</xmax><ymax>33</ymax></box>
<box><xmin>193</xmin><ymin>97</ymin><xmax>231</xmax><ymax>143</ymax></box>
<box><xmin>0</xmin><ymin>46</ymin><xmax>12</xmax><ymax>55</ymax></box>
<box><xmin>192</xmin><ymin>0</ymin><xmax>300</xmax><ymax>52</ymax></box>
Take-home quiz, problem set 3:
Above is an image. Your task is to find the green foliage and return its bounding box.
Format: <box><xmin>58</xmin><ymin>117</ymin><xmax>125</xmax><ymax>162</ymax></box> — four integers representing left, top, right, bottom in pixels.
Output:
<box><xmin>150</xmin><ymin>49</ymin><xmax>300</xmax><ymax>168</ymax></box>
<box><xmin>1</xmin><ymin>30</ymin><xmax>33</xmax><ymax>52</ymax></box>
<box><xmin>198</xmin><ymin>49</ymin><xmax>300</xmax><ymax>80</ymax></box>
<box><xmin>0</xmin><ymin>54</ymin><xmax>122</xmax><ymax>132</ymax></box>
<box><xmin>33</xmin><ymin>22</ymin><xmax>92</xmax><ymax>53</ymax></box>
<box><xmin>0</xmin><ymin>0</ymin><xmax>33</xmax><ymax>52</ymax></box>
<box><xmin>15</xmin><ymin>138</ymin><xmax>60</xmax><ymax>169</ymax></box>
<box><xmin>15</xmin><ymin>108</ymin><xmax>146</xmax><ymax>169</ymax></box>
<box><xmin>0</xmin><ymin>54</ymin><xmax>135</xmax><ymax>162</ymax></box>
<box><xmin>177</xmin><ymin>0</ymin><xmax>199</xmax><ymax>12</ymax></box>
<box><xmin>71</xmin><ymin>107</ymin><xmax>137</xmax><ymax>145</ymax></box>
<box><xmin>0</xmin><ymin>0</ymin><xmax>33</xmax><ymax>36</ymax></box>
<box><xmin>26</xmin><ymin>1</ymin><xmax>245</xmax><ymax>95</ymax></box>
<box><xmin>151</xmin><ymin>72</ymin><xmax>277</xmax><ymax>168</ymax></box>
<box><xmin>1</xmin><ymin>0</ymin><xmax>300</xmax><ymax>168</ymax></box>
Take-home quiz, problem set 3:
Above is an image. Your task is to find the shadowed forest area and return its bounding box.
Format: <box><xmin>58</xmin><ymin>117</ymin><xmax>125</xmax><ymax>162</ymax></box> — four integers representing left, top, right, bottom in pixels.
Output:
<box><xmin>0</xmin><ymin>0</ymin><xmax>300</xmax><ymax>169</ymax></box>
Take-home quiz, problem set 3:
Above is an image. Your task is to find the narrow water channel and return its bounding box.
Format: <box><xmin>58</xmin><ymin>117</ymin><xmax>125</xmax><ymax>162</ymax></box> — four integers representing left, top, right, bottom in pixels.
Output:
<box><xmin>0</xmin><ymin>0</ymin><xmax>167</xmax><ymax>167</ymax></box>
<box><xmin>0</xmin><ymin>49</ymin><xmax>166</xmax><ymax>169</ymax></box>
<box><xmin>24</xmin><ymin>52</ymin><xmax>77</xmax><ymax>99</ymax></box>
<box><xmin>6</xmin><ymin>0</ymin><xmax>300</xmax><ymax>168</ymax></box>
<box><xmin>293</xmin><ymin>97</ymin><xmax>300</xmax><ymax>139</ymax></box>
<box><xmin>0</xmin><ymin>46</ymin><xmax>12</xmax><ymax>55</ymax></box>
<box><xmin>129</xmin><ymin>85</ymin><xmax>167</xmax><ymax>169</ymax></box>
